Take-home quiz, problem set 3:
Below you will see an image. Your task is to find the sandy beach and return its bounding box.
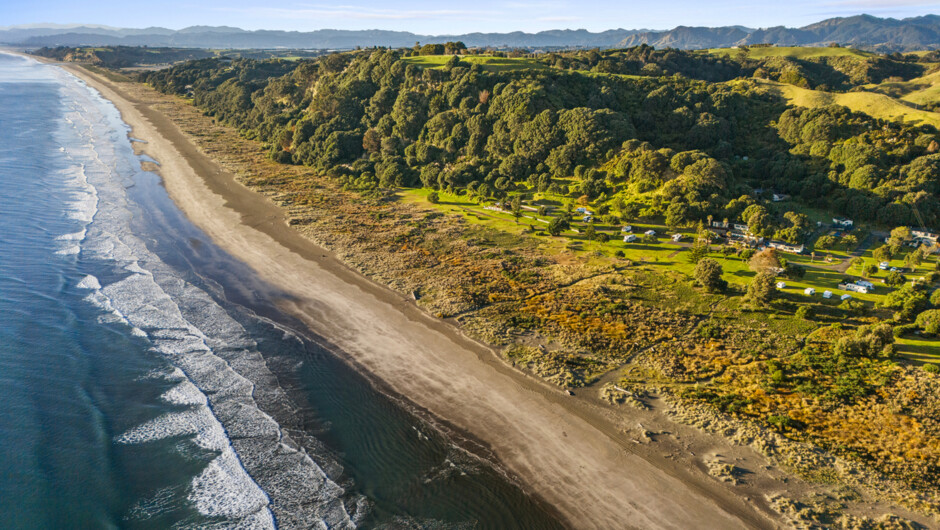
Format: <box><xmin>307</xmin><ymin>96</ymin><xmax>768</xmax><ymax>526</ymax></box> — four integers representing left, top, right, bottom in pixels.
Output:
<box><xmin>57</xmin><ymin>62</ymin><xmax>778</xmax><ymax>529</ymax></box>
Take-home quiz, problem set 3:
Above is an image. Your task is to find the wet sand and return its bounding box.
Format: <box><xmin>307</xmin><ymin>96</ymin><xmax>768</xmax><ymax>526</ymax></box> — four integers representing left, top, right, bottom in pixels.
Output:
<box><xmin>60</xmin><ymin>62</ymin><xmax>775</xmax><ymax>529</ymax></box>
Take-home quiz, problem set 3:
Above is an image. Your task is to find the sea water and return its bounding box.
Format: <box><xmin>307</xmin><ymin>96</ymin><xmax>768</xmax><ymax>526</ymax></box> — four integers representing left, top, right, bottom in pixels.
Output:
<box><xmin>0</xmin><ymin>52</ymin><xmax>563</xmax><ymax>529</ymax></box>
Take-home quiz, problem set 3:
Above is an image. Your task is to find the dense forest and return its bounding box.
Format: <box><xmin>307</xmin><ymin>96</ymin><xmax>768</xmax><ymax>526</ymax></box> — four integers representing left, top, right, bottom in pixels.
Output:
<box><xmin>136</xmin><ymin>46</ymin><xmax>940</xmax><ymax>515</ymax></box>
<box><xmin>142</xmin><ymin>47</ymin><xmax>940</xmax><ymax>231</ymax></box>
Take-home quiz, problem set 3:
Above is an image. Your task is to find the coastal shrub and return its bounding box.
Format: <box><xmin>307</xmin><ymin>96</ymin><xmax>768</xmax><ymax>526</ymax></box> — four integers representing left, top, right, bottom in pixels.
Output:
<box><xmin>694</xmin><ymin>258</ymin><xmax>726</xmax><ymax>292</ymax></box>
<box><xmin>795</xmin><ymin>305</ymin><xmax>814</xmax><ymax>320</ymax></box>
<box><xmin>924</xmin><ymin>363</ymin><xmax>939</xmax><ymax>374</ymax></box>
<box><xmin>427</xmin><ymin>191</ymin><xmax>440</xmax><ymax>204</ymax></box>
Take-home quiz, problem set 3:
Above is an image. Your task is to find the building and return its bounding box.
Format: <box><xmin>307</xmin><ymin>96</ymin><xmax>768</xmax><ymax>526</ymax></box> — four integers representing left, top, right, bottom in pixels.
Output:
<box><xmin>772</xmin><ymin>193</ymin><xmax>790</xmax><ymax>202</ymax></box>
<box><xmin>912</xmin><ymin>228</ymin><xmax>939</xmax><ymax>242</ymax></box>
<box><xmin>767</xmin><ymin>240</ymin><xmax>804</xmax><ymax>254</ymax></box>
<box><xmin>711</xmin><ymin>220</ymin><xmax>729</xmax><ymax>229</ymax></box>
<box><xmin>832</xmin><ymin>217</ymin><xmax>853</xmax><ymax>228</ymax></box>
<box><xmin>732</xmin><ymin>223</ymin><xmax>749</xmax><ymax>232</ymax></box>
<box><xmin>804</xmin><ymin>287</ymin><xmax>815</xmax><ymax>295</ymax></box>
<box><xmin>623</xmin><ymin>234</ymin><xmax>637</xmax><ymax>243</ymax></box>
<box><xmin>838</xmin><ymin>283</ymin><xmax>869</xmax><ymax>294</ymax></box>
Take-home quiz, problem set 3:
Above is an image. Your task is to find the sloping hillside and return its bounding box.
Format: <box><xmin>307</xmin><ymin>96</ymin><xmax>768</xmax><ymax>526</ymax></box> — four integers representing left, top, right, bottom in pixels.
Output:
<box><xmin>754</xmin><ymin>79</ymin><xmax>940</xmax><ymax>128</ymax></box>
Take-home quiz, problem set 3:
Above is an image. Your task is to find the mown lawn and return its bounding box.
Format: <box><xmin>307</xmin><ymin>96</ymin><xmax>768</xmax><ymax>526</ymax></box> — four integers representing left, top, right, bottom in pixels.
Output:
<box><xmin>397</xmin><ymin>188</ymin><xmax>940</xmax><ymax>313</ymax></box>
<box><xmin>896</xmin><ymin>335</ymin><xmax>940</xmax><ymax>365</ymax></box>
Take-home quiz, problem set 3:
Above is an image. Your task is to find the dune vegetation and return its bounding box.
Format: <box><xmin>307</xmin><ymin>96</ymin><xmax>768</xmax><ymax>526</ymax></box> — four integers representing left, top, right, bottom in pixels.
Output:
<box><xmin>51</xmin><ymin>41</ymin><xmax>940</xmax><ymax>526</ymax></box>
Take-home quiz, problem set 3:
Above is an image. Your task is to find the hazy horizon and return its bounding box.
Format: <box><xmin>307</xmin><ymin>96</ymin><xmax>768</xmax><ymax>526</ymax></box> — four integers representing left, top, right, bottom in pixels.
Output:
<box><xmin>3</xmin><ymin>1</ymin><xmax>939</xmax><ymax>35</ymax></box>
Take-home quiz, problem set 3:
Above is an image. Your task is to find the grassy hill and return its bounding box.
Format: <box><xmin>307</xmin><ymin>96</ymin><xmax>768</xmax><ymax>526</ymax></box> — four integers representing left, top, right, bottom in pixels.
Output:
<box><xmin>402</xmin><ymin>55</ymin><xmax>547</xmax><ymax>72</ymax></box>
<box><xmin>706</xmin><ymin>45</ymin><xmax>874</xmax><ymax>60</ymax></box>
<box><xmin>753</xmin><ymin>79</ymin><xmax>940</xmax><ymax>128</ymax></box>
<box><xmin>860</xmin><ymin>69</ymin><xmax>940</xmax><ymax>108</ymax></box>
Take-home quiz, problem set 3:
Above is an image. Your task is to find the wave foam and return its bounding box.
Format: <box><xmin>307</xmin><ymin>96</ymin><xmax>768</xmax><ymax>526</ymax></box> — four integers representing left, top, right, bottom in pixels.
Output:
<box><xmin>55</xmin><ymin>63</ymin><xmax>357</xmax><ymax>528</ymax></box>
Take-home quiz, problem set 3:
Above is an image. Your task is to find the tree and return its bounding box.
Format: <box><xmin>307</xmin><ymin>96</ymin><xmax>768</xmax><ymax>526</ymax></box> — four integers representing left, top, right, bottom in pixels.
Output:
<box><xmin>687</xmin><ymin>241</ymin><xmax>710</xmax><ymax>264</ymax></box>
<box><xmin>816</xmin><ymin>235</ymin><xmax>838</xmax><ymax>250</ymax></box>
<box><xmin>694</xmin><ymin>258</ymin><xmax>726</xmax><ymax>292</ymax></box>
<box><xmin>873</xmin><ymin>245</ymin><xmax>893</xmax><ymax>263</ymax></box>
<box><xmin>547</xmin><ymin>216</ymin><xmax>569</xmax><ymax>236</ymax></box>
<box><xmin>841</xmin><ymin>234</ymin><xmax>858</xmax><ymax>250</ymax></box>
<box><xmin>889</xmin><ymin>226</ymin><xmax>912</xmax><ymax>253</ymax></box>
<box><xmin>427</xmin><ymin>191</ymin><xmax>440</xmax><ymax>204</ymax></box>
<box><xmin>747</xmin><ymin>272</ymin><xmax>777</xmax><ymax>306</ymax></box>
<box><xmin>885</xmin><ymin>270</ymin><xmax>906</xmax><ymax>287</ymax></box>
<box><xmin>742</xmin><ymin>204</ymin><xmax>771</xmax><ymax>236</ymax></box>
<box><xmin>783</xmin><ymin>262</ymin><xmax>806</xmax><ymax>279</ymax></box>
<box><xmin>749</xmin><ymin>248</ymin><xmax>781</xmax><ymax>273</ymax></box>
<box><xmin>584</xmin><ymin>223</ymin><xmax>596</xmax><ymax>240</ymax></box>
<box><xmin>511</xmin><ymin>195</ymin><xmax>522</xmax><ymax>222</ymax></box>
<box><xmin>931</xmin><ymin>288</ymin><xmax>940</xmax><ymax>307</ymax></box>
<box><xmin>665</xmin><ymin>202</ymin><xmax>689</xmax><ymax>229</ymax></box>
<box><xmin>850</xmin><ymin>257</ymin><xmax>865</xmax><ymax>272</ymax></box>
<box><xmin>906</xmin><ymin>246</ymin><xmax>925</xmax><ymax>268</ymax></box>
<box><xmin>795</xmin><ymin>305</ymin><xmax>814</xmax><ymax>320</ymax></box>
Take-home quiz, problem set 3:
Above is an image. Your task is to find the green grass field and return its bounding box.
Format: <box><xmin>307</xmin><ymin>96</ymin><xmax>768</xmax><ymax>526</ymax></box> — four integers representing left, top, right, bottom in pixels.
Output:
<box><xmin>396</xmin><ymin>188</ymin><xmax>940</xmax><ymax>318</ymax></box>
<box><xmin>896</xmin><ymin>335</ymin><xmax>940</xmax><ymax>365</ymax></box>
<box><xmin>706</xmin><ymin>46</ymin><xmax>873</xmax><ymax>60</ymax></box>
<box><xmin>753</xmin><ymin>79</ymin><xmax>940</xmax><ymax>128</ymax></box>
<box><xmin>402</xmin><ymin>55</ymin><xmax>547</xmax><ymax>72</ymax></box>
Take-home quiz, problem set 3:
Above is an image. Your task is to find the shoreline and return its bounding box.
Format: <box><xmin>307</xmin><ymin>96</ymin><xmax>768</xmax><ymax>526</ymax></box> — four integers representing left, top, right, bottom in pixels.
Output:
<box><xmin>56</xmin><ymin>60</ymin><xmax>777</xmax><ymax>528</ymax></box>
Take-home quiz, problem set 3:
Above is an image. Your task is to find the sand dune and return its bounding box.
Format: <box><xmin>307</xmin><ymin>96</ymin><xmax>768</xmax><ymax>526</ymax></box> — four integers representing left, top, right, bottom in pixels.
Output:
<box><xmin>61</xmin><ymin>62</ymin><xmax>772</xmax><ymax>529</ymax></box>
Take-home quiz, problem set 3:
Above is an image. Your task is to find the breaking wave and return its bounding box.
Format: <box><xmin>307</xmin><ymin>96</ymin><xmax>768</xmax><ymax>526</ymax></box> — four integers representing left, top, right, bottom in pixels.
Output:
<box><xmin>47</xmin><ymin>58</ymin><xmax>357</xmax><ymax>528</ymax></box>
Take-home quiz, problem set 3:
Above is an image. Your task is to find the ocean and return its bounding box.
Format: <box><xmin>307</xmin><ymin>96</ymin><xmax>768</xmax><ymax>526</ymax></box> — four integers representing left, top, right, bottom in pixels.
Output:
<box><xmin>0</xmin><ymin>52</ymin><xmax>563</xmax><ymax>529</ymax></box>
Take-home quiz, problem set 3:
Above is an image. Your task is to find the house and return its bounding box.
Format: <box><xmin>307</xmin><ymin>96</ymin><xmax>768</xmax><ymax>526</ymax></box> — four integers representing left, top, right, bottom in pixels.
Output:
<box><xmin>912</xmin><ymin>228</ymin><xmax>939</xmax><ymax>242</ymax></box>
<box><xmin>767</xmin><ymin>240</ymin><xmax>805</xmax><ymax>254</ymax></box>
<box><xmin>671</xmin><ymin>234</ymin><xmax>683</xmax><ymax>242</ymax></box>
<box><xmin>841</xmin><ymin>294</ymin><xmax>852</xmax><ymax>301</ymax></box>
<box><xmin>823</xmin><ymin>290</ymin><xmax>833</xmax><ymax>299</ymax></box>
<box><xmin>776</xmin><ymin>281</ymin><xmax>786</xmax><ymax>289</ymax></box>
<box><xmin>644</xmin><ymin>229</ymin><xmax>656</xmax><ymax>236</ymax></box>
<box><xmin>772</xmin><ymin>193</ymin><xmax>790</xmax><ymax>202</ymax></box>
<box><xmin>621</xmin><ymin>225</ymin><xmax>633</xmax><ymax>232</ymax></box>
<box><xmin>839</xmin><ymin>283</ymin><xmax>869</xmax><ymax>294</ymax></box>
<box><xmin>623</xmin><ymin>234</ymin><xmax>637</xmax><ymax>243</ymax></box>
<box><xmin>832</xmin><ymin>217</ymin><xmax>853</xmax><ymax>228</ymax></box>
<box><xmin>733</xmin><ymin>223</ymin><xmax>749</xmax><ymax>232</ymax></box>
<box><xmin>804</xmin><ymin>288</ymin><xmax>815</xmax><ymax>295</ymax></box>
<box><xmin>711</xmin><ymin>220</ymin><xmax>729</xmax><ymax>229</ymax></box>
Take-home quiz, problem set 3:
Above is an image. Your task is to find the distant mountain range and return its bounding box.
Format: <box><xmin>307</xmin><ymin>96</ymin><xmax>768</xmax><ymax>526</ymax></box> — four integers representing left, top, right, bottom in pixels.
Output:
<box><xmin>2</xmin><ymin>14</ymin><xmax>939</xmax><ymax>51</ymax></box>
<box><xmin>620</xmin><ymin>15</ymin><xmax>940</xmax><ymax>51</ymax></box>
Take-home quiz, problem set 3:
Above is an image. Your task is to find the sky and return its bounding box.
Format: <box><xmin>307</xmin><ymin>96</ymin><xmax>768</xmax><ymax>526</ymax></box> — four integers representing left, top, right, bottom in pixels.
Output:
<box><xmin>3</xmin><ymin>0</ymin><xmax>939</xmax><ymax>34</ymax></box>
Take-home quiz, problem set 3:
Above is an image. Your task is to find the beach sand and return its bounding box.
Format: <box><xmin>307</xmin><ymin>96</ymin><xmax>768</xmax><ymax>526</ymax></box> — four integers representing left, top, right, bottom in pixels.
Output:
<box><xmin>60</xmin><ymin>62</ymin><xmax>777</xmax><ymax>529</ymax></box>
